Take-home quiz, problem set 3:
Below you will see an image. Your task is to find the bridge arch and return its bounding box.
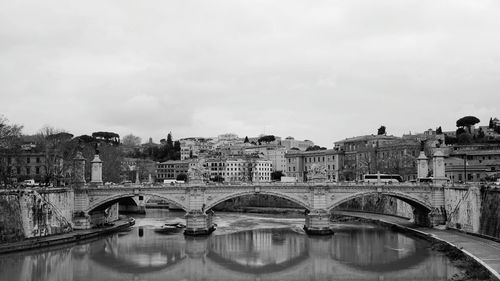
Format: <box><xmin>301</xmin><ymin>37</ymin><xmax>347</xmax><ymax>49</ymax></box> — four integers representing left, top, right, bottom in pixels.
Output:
<box><xmin>205</xmin><ymin>190</ymin><xmax>309</xmax><ymax>211</ymax></box>
<box><xmin>326</xmin><ymin>190</ymin><xmax>432</xmax><ymax>212</ymax></box>
<box><xmin>86</xmin><ymin>192</ymin><xmax>188</xmax><ymax>213</ymax></box>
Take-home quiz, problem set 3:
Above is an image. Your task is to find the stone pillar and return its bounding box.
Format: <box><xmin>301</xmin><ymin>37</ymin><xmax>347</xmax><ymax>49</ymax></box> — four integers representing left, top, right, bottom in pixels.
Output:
<box><xmin>73</xmin><ymin>151</ymin><xmax>90</xmax><ymax>228</ymax></box>
<box><xmin>432</xmin><ymin>150</ymin><xmax>448</xmax><ymax>184</ymax></box>
<box><xmin>417</xmin><ymin>151</ymin><xmax>428</xmax><ymax>179</ymax></box>
<box><xmin>135</xmin><ymin>170</ymin><xmax>140</xmax><ymax>184</ymax></box>
<box><xmin>148</xmin><ymin>173</ymin><xmax>153</xmax><ymax>183</ymax></box>
<box><xmin>136</xmin><ymin>195</ymin><xmax>146</xmax><ymax>214</ymax></box>
<box><xmin>73</xmin><ymin>152</ymin><xmax>86</xmax><ymax>187</ymax></box>
<box><xmin>184</xmin><ymin>210</ymin><xmax>216</xmax><ymax>236</ymax></box>
<box><xmin>304</xmin><ymin>209</ymin><xmax>334</xmax><ymax>235</ymax></box>
<box><xmin>413</xmin><ymin>207</ymin><xmax>431</xmax><ymax>227</ymax></box>
<box><xmin>73</xmin><ymin>212</ymin><xmax>91</xmax><ymax>230</ymax></box>
<box><xmin>90</xmin><ymin>154</ymin><xmax>103</xmax><ymax>185</ymax></box>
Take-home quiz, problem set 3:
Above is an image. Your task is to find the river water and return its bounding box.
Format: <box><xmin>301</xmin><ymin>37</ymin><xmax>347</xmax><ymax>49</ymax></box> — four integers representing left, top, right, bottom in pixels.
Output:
<box><xmin>0</xmin><ymin>209</ymin><xmax>460</xmax><ymax>281</ymax></box>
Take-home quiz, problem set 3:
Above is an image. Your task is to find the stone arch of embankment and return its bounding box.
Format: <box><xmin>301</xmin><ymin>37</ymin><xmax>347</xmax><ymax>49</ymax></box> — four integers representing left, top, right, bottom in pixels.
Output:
<box><xmin>86</xmin><ymin>192</ymin><xmax>188</xmax><ymax>213</ymax></box>
<box><xmin>204</xmin><ymin>190</ymin><xmax>310</xmax><ymax>211</ymax></box>
<box><xmin>326</xmin><ymin>190</ymin><xmax>432</xmax><ymax>212</ymax></box>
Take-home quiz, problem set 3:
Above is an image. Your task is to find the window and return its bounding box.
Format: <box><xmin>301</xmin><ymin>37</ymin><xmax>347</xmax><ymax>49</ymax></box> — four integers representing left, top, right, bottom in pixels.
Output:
<box><xmin>26</xmin><ymin>167</ymin><xmax>30</xmax><ymax>175</ymax></box>
<box><xmin>27</xmin><ymin>157</ymin><xmax>30</xmax><ymax>164</ymax></box>
<box><xmin>36</xmin><ymin>157</ymin><xmax>40</xmax><ymax>163</ymax></box>
<box><xmin>36</xmin><ymin>167</ymin><xmax>40</xmax><ymax>174</ymax></box>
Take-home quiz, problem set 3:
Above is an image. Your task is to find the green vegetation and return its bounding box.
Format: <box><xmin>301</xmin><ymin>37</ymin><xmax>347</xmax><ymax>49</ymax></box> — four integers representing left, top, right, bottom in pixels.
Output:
<box><xmin>377</xmin><ymin>125</ymin><xmax>386</xmax><ymax>135</ymax></box>
<box><xmin>271</xmin><ymin>171</ymin><xmax>284</xmax><ymax>181</ymax></box>
<box><xmin>258</xmin><ymin>135</ymin><xmax>275</xmax><ymax>144</ymax></box>
<box><xmin>176</xmin><ymin>173</ymin><xmax>188</xmax><ymax>182</ymax></box>
<box><xmin>305</xmin><ymin>145</ymin><xmax>327</xmax><ymax>151</ymax></box>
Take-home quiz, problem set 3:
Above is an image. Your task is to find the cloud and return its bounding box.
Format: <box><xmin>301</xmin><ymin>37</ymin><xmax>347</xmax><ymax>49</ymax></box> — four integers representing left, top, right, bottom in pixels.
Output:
<box><xmin>1</xmin><ymin>0</ymin><xmax>500</xmax><ymax>146</ymax></box>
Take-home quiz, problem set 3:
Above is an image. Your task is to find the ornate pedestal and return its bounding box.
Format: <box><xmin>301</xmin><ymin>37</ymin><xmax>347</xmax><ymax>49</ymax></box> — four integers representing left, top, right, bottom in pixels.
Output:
<box><xmin>184</xmin><ymin>210</ymin><xmax>216</xmax><ymax>236</ymax></box>
<box><xmin>73</xmin><ymin>212</ymin><xmax>91</xmax><ymax>230</ymax></box>
<box><xmin>303</xmin><ymin>209</ymin><xmax>334</xmax><ymax>235</ymax></box>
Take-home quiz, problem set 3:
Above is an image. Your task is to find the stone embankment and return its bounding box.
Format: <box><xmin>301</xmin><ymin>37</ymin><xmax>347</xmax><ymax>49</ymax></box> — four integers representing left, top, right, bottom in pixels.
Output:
<box><xmin>0</xmin><ymin>189</ymin><xmax>73</xmax><ymax>243</ymax></box>
<box><xmin>0</xmin><ymin>218</ymin><xmax>134</xmax><ymax>254</ymax></box>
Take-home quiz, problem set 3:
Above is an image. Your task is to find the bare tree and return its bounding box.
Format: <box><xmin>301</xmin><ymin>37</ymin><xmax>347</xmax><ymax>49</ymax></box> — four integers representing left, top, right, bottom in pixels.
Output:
<box><xmin>0</xmin><ymin>116</ymin><xmax>23</xmax><ymax>187</ymax></box>
<box><xmin>0</xmin><ymin>116</ymin><xmax>23</xmax><ymax>149</ymax></box>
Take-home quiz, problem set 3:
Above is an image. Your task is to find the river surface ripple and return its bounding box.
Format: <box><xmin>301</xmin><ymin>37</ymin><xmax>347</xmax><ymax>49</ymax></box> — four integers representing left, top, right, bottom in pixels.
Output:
<box><xmin>0</xmin><ymin>209</ymin><xmax>460</xmax><ymax>281</ymax></box>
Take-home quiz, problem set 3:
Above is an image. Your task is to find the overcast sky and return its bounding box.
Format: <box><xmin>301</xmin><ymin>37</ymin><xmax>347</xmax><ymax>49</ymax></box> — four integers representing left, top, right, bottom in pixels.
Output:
<box><xmin>1</xmin><ymin>0</ymin><xmax>499</xmax><ymax>147</ymax></box>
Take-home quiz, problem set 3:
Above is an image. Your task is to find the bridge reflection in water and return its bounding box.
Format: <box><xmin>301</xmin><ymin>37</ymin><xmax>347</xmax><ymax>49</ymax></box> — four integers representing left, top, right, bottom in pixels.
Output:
<box><xmin>0</xmin><ymin>223</ymin><xmax>460</xmax><ymax>281</ymax></box>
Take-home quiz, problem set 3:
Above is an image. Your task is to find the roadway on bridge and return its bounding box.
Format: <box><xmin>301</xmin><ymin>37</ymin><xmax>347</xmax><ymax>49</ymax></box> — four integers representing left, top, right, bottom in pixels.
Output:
<box><xmin>333</xmin><ymin>210</ymin><xmax>500</xmax><ymax>279</ymax></box>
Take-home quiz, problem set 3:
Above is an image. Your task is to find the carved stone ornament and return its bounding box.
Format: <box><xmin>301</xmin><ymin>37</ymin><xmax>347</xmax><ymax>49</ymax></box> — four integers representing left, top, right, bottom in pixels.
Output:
<box><xmin>309</xmin><ymin>164</ymin><xmax>327</xmax><ymax>178</ymax></box>
<box><xmin>188</xmin><ymin>159</ymin><xmax>209</xmax><ymax>182</ymax></box>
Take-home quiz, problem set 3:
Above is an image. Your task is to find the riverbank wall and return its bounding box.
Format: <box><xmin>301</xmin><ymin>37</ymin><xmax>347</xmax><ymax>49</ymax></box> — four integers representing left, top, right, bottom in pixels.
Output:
<box><xmin>0</xmin><ymin>189</ymin><xmax>73</xmax><ymax>243</ymax></box>
<box><xmin>0</xmin><ymin>218</ymin><xmax>134</xmax><ymax>254</ymax></box>
<box><xmin>444</xmin><ymin>185</ymin><xmax>500</xmax><ymax>240</ymax></box>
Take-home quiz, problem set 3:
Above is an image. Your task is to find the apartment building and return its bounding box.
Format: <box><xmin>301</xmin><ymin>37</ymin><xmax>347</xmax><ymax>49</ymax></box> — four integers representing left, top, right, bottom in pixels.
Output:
<box><xmin>445</xmin><ymin>143</ymin><xmax>500</xmax><ymax>182</ymax></box>
<box><xmin>285</xmin><ymin>149</ymin><xmax>341</xmax><ymax>182</ymax></box>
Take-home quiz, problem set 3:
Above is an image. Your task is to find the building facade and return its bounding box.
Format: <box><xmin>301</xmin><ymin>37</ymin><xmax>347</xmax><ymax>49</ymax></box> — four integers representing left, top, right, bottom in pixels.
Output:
<box><xmin>445</xmin><ymin>143</ymin><xmax>500</xmax><ymax>183</ymax></box>
<box><xmin>281</xmin><ymin>137</ymin><xmax>314</xmax><ymax>151</ymax></box>
<box><xmin>206</xmin><ymin>157</ymin><xmax>273</xmax><ymax>183</ymax></box>
<box><xmin>334</xmin><ymin>135</ymin><xmax>400</xmax><ymax>181</ymax></box>
<box><xmin>1</xmin><ymin>152</ymin><xmax>49</xmax><ymax>183</ymax></box>
<box><xmin>285</xmin><ymin>149</ymin><xmax>341</xmax><ymax>182</ymax></box>
<box><xmin>156</xmin><ymin>160</ymin><xmax>195</xmax><ymax>182</ymax></box>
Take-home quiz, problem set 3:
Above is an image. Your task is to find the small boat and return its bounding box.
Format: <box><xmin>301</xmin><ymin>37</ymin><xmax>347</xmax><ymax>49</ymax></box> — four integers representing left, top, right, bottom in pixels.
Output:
<box><xmin>154</xmin><ymin>222</ymin><xmax>186</xmax><ymax>234</ymax></box>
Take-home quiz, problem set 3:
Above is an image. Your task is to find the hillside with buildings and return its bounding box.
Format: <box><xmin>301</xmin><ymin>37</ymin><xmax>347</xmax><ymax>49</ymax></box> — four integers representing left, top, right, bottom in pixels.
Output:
<box><xmin>2</xmin><ymin>116</ymin><xmax>500</xmax><ymax>187</ymax></box>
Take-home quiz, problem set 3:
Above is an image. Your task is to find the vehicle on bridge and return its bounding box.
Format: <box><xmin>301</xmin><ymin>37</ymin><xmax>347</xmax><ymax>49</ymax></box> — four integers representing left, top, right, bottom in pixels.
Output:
<box><xmin>163</xmin><ymin>180</ymin><xmax>185</xmax><ymax>184</ymax></box>
<box><xmin>363</xmin><ymin>174</ymin><xmax>403</xmax><ymax>184</ymax></box>
<box><xmin>21</xmin><ymin>179</ymin><xmax>38</xmax><ymax>187</ymax></box>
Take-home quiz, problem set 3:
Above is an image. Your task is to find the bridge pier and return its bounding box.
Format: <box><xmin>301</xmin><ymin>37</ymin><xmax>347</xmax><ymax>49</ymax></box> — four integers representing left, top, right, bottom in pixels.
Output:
<box><xmin>413</xmin><ymin>207</ymin><xmax>446</xmax><ymax>227</ymax></box>
<box><xmin>429</xmin><ymin>207</ymin><xmax>446</xmax><ymax>226</ymax></box>
<box><xmin>73</xmin><ymin>212</ymin><xmax>91</xmax><ymax>230</ymax></box>
<box><xmin>304</xmin><ymin>209</ymin><xmax>334</xmax><ymax>235</ymax></box>
<box><xmin>184</xmin><ymin>210</ymin><xmax>216</xmax><ymax>236</ymax></box>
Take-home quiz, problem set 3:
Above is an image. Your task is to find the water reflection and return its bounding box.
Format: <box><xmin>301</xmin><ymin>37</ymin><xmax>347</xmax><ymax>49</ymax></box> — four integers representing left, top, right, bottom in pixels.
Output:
<box><xmin>208</xmin><ymin>228</ymin><xmax>309</xmax><ymax>274</ymax></box>
<box><xmin>0</xmin><ymin>213</ymin><xmax>459</xmax><ymax>281</ymax></box>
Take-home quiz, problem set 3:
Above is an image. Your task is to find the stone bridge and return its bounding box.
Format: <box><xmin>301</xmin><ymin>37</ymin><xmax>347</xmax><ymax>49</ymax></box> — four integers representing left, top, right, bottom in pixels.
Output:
<box><xmin>66</xmin><ymin>151</ymin><xmax>447</xmax><ymax>235</ymax></box>
<box><xmin>72</xmin><ymin>181</ymin><xmax>446</xmax><ymax>235</ymax></box>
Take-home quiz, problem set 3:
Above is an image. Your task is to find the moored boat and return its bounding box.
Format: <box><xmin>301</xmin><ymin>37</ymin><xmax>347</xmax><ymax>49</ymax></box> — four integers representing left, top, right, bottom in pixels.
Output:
<box><xmin>154</xmin><ymin>222</ymin><xmax>186</xmax><ymax>234</ymax></box>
